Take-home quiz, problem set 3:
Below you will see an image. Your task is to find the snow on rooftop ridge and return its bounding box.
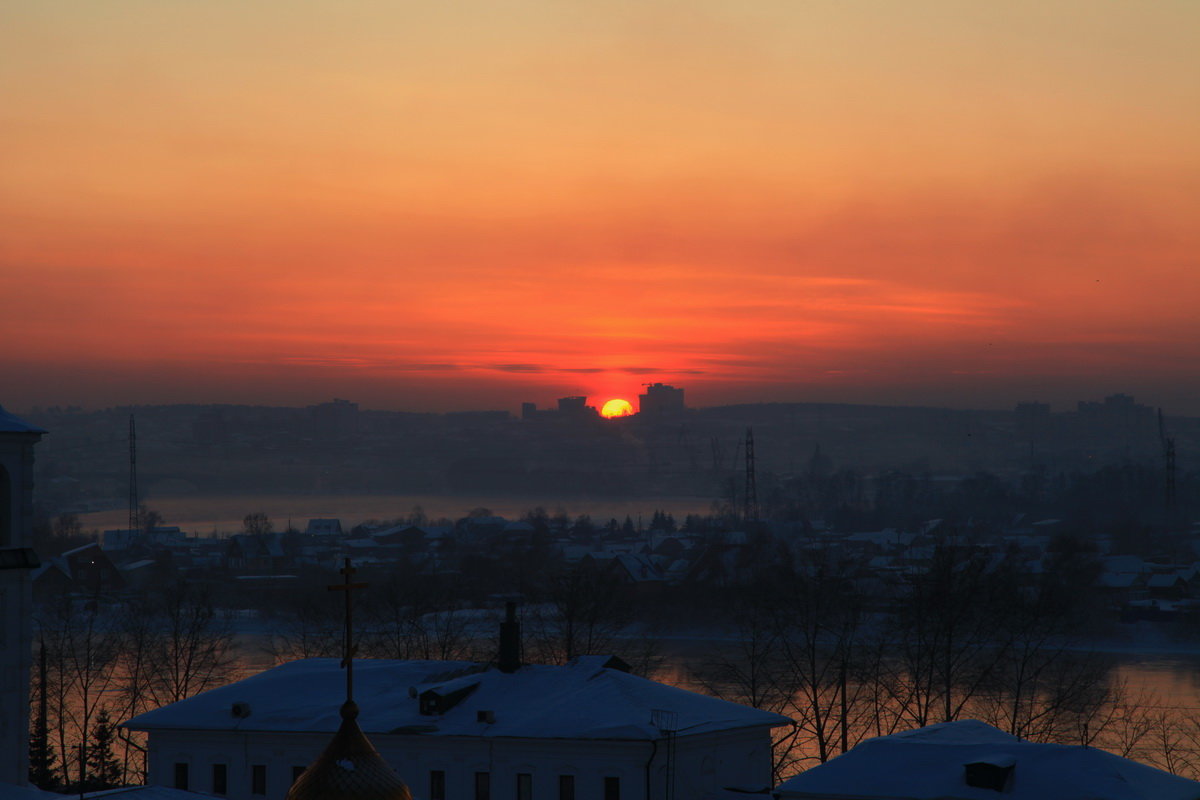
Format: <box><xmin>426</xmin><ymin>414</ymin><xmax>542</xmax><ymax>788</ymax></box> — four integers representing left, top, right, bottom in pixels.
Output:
<box><xmin>123</xmin><ymin>657</ymin><xmax>789</xmax><ymax>741</ymax></box>
<box><xmin>82</xmin><ymin>788</ymin><xmax>221</xmax><ymax>800</ymax></box>
<box><xmin>0</xmin><ymin>405</ymin><xmax>47</xmax><ymax>434</ymax></box>
<box><xmin>0</xmin><ymin>781</ymin><xmax>60</xmax><ymax>800</ymax></box>
<box><xmin>888</xmin><ymin>718</ymin><xmax>1018</xmax><ymax>745</ymax></box>
<box><xmin>777</xmin><ymin>720</ymin><xmax>1200</xmax><ymax>800</ymax></box>
<box><xmin>60</xmin><ymin>541</ymin><xmax>103</xmax><ymax>558</ymax></box>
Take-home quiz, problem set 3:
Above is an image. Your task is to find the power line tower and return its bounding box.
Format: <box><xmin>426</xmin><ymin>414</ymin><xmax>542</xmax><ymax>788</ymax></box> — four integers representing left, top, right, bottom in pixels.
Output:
<box><xmin>128</xmin><ymin>414</ymin><xmax>139</xmax><ymax>538</ymax></box>
<box><xmin>743</xmin><ymin>427</ymin><xmax>759</xmax><ymax>526</ymax></box>
<box><xmin>1159</xmin><ymin>409</ymin><xmax>1177</xmax><ymax>518</ymax></box>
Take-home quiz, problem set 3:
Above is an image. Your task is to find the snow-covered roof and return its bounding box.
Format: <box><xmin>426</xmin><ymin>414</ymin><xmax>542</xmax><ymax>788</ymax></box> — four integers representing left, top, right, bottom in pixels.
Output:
<box><xmin>124</xmin><ymin>656</ymin><xmax>789</xmax><ymax>741</ymax></box>
<box><xmin>60</xmin><ymin>541</ymin><xmax>102</xmax><ymax>558</ymax></box>
<box><xmin>0</xmin><ymin>405</ymin><xmax>46</xmax><ymax>435</ymax></box>
<box><xmin>1097</xmin><ymin>572</ymin><xmax>1141</xmax><ymax>589</ymax></box>
<box><xmin>1103</xmin><ymin>555</ymin><xmax>1147</xmax><ymax>574</ymax></box>
<box><xmin>845</xmin><ymin>529</ymin><xmax>910</xmax><ymax>547</ymax></box>
<box><xmin>0</xmin><ymin>782</ymin><xmax>60</xmax><ymax>800</ymax></box>
<box><xmin>84</xmin><ymin>787</ymin><xmax>219</xmax><ymax>800</ymax></box>
<box><xmin>613</xmin><ymin>553</ymin><xmax>664</xmax><ymax>582</ymax></box>
<box><xmin>776</xmin><ymin>719</ymin><xmax>1200</xmax><ymax>800</ymax></box>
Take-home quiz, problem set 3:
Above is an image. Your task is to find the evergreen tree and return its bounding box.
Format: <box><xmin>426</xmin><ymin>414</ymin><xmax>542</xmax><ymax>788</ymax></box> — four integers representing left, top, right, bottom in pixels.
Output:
<box><xmin>86</xmin><ymin>708</ymin><xmax>123</xmax><ymax>790</ymax></box>
<box><xmin>28</xmin><ymin>640</ymin><xmax>58</xmax><ymax>790</ymax></box>
<box><xmin>28</xmin><ymin>719</ymin><xmax>57</xmax><ymax>789</ymax></box>
<box><xmin>27</xmin><ymin>642</ymin><xmax>57</xmax><ymax>791</ymax></box>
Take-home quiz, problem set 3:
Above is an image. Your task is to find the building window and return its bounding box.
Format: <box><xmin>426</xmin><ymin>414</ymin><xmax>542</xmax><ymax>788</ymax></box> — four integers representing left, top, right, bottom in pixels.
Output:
<box><xmin>517</xmin><ymin>773</ymin><xmax>532</xmax><ymax>800</ymax></box>
<box><xmin>212</xmin><ymin>763</ymin><xmax>227</xmax><ymax>795</ymax></box>
<box><xmin>430</xmin><ymin>770</ymin><xmax>446</xmax><ymax>800</ymax></box>
<box><xmin>251</xmin><ymin>764</ymin><xmax>267</xmax><ymax>795</ymax></box>
<box><xmin>173</xmin><ymin>763</ymin><xmax>188</xmax><ymax>791</ymax></box>
<box><xmin>604</xmin><ymin>776</ymin><xmax>620</xmax><ymax>800</ymax></box>
<box><xmin>474</xmin><ymin>771</ymin><xmax>491</xmax><ymax>800</ymax></box>
<box><xmin>558</xmin><ymin>775</ymin><xmax>575</xmax><ymax>800</ymax></box>
<box><xmin>292</xmin><ymin>766</ymin><xmax>306</xmax><ymax>785</ymax></box>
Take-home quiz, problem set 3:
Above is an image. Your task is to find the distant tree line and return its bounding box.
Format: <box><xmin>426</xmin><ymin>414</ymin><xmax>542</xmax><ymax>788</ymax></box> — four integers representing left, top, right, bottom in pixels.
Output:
<box><xmin>691</xmin><ymin>540</ymin><xmax>1200</xmax><ymax>782</ymax></box>
<box><xmin>743</xmin><ymin>460</ymin><xmax>1197</xmax><ymax>559</ymax></box>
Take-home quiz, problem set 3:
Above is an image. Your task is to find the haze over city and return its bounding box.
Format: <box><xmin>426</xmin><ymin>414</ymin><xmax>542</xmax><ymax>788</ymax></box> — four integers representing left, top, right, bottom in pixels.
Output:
<box><xmin>4</xmin><ymin>1</ymin><xmax>1200</xmax><ymax>415</ymax></box>
<box><xmin>8</xmin><ymin>6</ymin><xmax>1200</xmax><ymax>798</ymax></box>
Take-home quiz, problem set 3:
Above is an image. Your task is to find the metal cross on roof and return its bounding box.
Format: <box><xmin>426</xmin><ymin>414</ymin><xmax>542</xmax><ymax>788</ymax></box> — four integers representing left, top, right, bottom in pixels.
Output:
<box><xmin>328</xmin><ymin>557</ymin><xmax>368</xmax><ymax>705</ymax></box>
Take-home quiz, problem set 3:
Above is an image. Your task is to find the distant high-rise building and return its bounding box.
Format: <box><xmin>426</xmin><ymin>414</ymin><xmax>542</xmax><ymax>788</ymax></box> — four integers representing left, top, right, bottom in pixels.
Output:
<box><xmin>638</xmin><ymin>383</ymin><xmax>685</xmax><ymax>415</ymax></box>
<box><xmin>522</xmin><ymin>397</ymin><xmax>598</xmax><ymax>420</ymax></box>
<box><xmin>557</xmin><ymin>396</ymin><xmax>589</xmax><ymax>414</ymax></box>
<box><xmin>309</xmin><ymin>398</ymin><xmax>360</xmax><ymax>439</ymax></box>
<box><xmin>1015</xmin><ymin>401</ymin><xmax>1051</xmax><ymax>440</ymax></box>
<box><xmin>1075</xmin><ymin>393</ymin><xmax>1155</xmax><ymax>433</ymax></box>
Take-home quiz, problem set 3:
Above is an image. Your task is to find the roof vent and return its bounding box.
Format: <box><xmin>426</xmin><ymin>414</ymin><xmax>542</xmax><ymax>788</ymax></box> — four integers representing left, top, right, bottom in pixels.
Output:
<box><xmin>231</xmin><ymin>701</ymin><xmax>252</xmax><ymax>719</ymax></box>
<box><xmin>477</xmin><ymin>710</ymin><xmax>495</xmax><ymax>724</ymax></box>
<box><xmin>418</xmin><ymin>682</ymin><xmax>480</xmax><ymax>716</ymax></box>
<box><xmin>964</xmin><ymin>758</ymin><xmax>1015</xmax><ymax>792</ymax></box>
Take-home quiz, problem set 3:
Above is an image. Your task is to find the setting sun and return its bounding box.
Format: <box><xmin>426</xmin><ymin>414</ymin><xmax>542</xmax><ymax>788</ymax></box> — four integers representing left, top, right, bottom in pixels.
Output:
<box><xmin>600</xmin><ymin>398</ymin><xmax>634</xmax><ymax>419</ymax></box>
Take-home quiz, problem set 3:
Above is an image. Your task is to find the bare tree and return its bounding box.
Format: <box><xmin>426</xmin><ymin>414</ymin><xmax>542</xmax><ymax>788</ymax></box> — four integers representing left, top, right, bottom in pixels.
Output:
<box><xmin>242</xmin><ymin>512</ymin><xmax>273</xmax><ymax>537</ymax></box>
<box><xmin>137</xmin><ymin>584</ymin><xmax>236</xmax><ymax>706</ymax></box>
<box><xmin>525</xmin><ymin>560</ymin><xmax>633</xmax><ymax>666</ymax></box>
<box><xmin>689</xmin><ymin>584</ymin><xmax>799</xmax><ymax>782</ymax></box>
<box><xmin>36</xmin><ymin>595</ymin><xmax>120</xmax><ymax>793</ymax></box>
<box><xmin>265</xmin><ymin>590</ymin><xmax>343</xmax><ymax>662</ymax></box>
<box><xmin>361</xmin><ymin>571</ymin><xmax>473</xmax><ymax>662</ymax></box>
<box><xmin>105</xmin><ymin>583</ymin><xmax>235</xmax><ymax>783</ymax></box>
<box><xmin>773</xmin><ymin>551</ymin><xmax>873</xmax><ymax>767</ymax></box>
<box><xmin>884</xmin><ymin>544</ymin><xmax>1004</xmax><ymax>728</ymax></box>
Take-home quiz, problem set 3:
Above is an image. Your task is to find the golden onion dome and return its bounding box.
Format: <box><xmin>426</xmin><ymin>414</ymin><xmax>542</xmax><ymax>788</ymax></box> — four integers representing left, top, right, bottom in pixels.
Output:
<box><xmin>285</xmin><ymin>700</ymin><xmax>412</xmax><ymax>800</ymax></box>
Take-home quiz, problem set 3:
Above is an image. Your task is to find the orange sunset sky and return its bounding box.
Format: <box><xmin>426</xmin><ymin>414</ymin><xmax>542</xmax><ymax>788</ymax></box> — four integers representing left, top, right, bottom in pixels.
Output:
<box><xmin>3</xmin><ymin>1</ymin><xmax>1199</xmax><ymax>414</ymax></box>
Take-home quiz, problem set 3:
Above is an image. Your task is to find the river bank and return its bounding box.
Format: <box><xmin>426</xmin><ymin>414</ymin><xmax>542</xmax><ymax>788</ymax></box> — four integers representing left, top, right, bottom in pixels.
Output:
<box><xmin>77</xmin><ymin>492</ymin><xmax>717</xmax><ymax>536</ymax></box>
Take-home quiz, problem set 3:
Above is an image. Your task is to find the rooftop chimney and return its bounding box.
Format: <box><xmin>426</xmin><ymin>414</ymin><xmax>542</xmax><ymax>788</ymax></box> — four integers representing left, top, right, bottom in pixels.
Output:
<box><xmin>498</xmin><ymin>601</ymin><xmax>522</xmax><ymax>673</ymax></box>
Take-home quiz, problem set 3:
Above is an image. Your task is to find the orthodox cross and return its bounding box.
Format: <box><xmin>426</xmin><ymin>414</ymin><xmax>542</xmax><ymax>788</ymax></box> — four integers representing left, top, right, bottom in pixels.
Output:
<box><xmin>328</xmin><ymin>557</ymin><xmax>368</xmax><ymax>705</ymax></box>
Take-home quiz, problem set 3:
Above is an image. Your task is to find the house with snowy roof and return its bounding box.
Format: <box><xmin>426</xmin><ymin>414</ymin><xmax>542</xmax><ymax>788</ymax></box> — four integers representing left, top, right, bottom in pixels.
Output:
<box><xmin>775</xmin><ymin>719</ymin><xmax>1200</xmax><ymax>800</ymax></box>
<box><xmin>42</xmin><ymin>542</ymin><xmax>125</xmax><ymax>596</ymax></box>
<box><xmin>224</xmin><ymin>534</ymin><xmax>289</xmax><ymax>572</ymax></box>
<box><xmin>124</xmin><ymin>615</ymin><xmax>788</xmax><ymax>800</ymax></box>
<box><xmin>304</xmin><ymin>519</ymin><xmax>343</xmax><ymax>537</ymax></box>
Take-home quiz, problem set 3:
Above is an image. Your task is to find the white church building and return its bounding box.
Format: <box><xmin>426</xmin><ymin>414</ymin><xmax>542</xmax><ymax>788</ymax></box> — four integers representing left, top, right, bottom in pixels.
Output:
<box><xmin>0</xmin><ymin>406</ymin><xmax>46</xmax><ymax>787</ymax></box>
<box><xmin>124</xmin><ymin>652</ymin><xmax>788</xmax><ymax>800</ymax></box>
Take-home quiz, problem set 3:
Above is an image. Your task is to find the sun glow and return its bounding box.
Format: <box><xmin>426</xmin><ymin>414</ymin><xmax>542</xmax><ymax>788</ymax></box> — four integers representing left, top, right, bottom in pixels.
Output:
<box><xmin>600</xmin><ymin>398</ymin><xmax>634</xmax><ymax>419</ymax></box>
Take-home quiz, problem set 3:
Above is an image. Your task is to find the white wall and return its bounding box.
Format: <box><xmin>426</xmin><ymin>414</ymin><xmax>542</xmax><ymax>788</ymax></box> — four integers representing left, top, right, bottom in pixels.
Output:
<box><xmin>0</xmin><ymin>433</ymin><xmax>39</xmax><ymax>786</ymax></box>
<box><xmin>144</xmin><ymin>725</ymin><xmax>777</xmax><ymax>800</ymax></box>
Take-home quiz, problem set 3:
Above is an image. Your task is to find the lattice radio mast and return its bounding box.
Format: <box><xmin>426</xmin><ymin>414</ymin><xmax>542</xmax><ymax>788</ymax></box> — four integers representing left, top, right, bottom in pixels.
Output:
<box><xmin>128</xmin><ymin>414</ymin><xmax>139</xmax><ymax>537</ymax></box>
<box><xmin>743</xmin><ymin>427</ymin><xmax>759</xmax><ymax>525</ymax></box>
<box><xmin>1159</xmin><ymin>409</ymin><xmax>1177</xmax><ymax>516</ymax></box>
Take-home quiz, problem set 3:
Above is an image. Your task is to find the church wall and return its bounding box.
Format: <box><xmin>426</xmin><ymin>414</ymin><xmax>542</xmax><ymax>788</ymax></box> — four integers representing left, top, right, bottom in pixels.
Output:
<box><xmin>142</xmin><ymin>725</ymin><xmax>777</xmax><ymax>800</ymax></box>
<box><xmin>0</xmin><ymin>433</ymin><xmax>40</xmax><ymax>786</ymax></box>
